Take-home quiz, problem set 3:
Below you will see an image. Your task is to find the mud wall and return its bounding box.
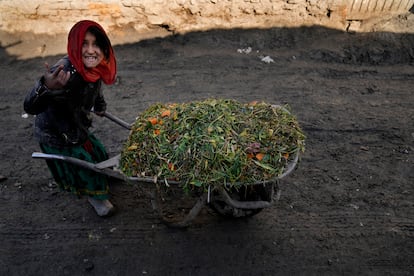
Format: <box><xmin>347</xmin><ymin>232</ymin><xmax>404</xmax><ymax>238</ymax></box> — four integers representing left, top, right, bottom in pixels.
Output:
<box><xmin>1</xmin><ymin>0</ymin><xmax>412</xmax><ymax>59</ymax></box>
<box><xmin>3</xmin><ymin>0</ymin><xmax>412</xmax><ymax>38</ymax></box>
<box><xmin>1</xmin><ymin>0</ymin><xmax>413</xmax><ymax>35</ymax></box>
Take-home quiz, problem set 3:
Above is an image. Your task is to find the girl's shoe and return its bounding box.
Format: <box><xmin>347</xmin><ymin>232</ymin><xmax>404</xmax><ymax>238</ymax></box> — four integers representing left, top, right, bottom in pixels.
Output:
<box><xmin>88</xmin><ymin>197</ymin><xmax>115</xmax><ymax>217</ymax></box>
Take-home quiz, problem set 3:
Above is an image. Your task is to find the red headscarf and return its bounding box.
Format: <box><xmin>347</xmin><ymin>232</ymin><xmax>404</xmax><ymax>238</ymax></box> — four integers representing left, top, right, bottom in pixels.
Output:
<box><xmin>67</xmin><ymin>20</ymin><xmax>117</xmax><ymax>84</ymax></box>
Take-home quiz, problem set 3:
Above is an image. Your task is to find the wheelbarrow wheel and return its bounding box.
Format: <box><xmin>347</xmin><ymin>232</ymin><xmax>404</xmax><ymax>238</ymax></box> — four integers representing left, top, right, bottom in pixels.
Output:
<box><xmin>209</xmin><ymin>182</ymin><xmax>279</xmax><ymax>218</ymax></box>
<box><xmin>209</xmin><ymin>199</ymin><xmax>263</xmax><ymax>218</ymax></box>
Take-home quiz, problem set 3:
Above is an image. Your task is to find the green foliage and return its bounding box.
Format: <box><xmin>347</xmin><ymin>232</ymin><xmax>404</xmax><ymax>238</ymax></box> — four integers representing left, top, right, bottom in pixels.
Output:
<box><xmin>120</xmin><ymin>99</ymin><xmax>305</xmax><ymax>191</ymax></box>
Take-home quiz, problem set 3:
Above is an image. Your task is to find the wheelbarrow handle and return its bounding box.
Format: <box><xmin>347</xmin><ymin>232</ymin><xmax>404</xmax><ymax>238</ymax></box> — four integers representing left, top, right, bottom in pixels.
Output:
<box><xmin>101</xmin><ymin>111</ymin><xmax>132</xmax><ymax>130</ymax></box>
<box><xmin>31</xmin><ymin>152</ymin><xmax>179</xmax><ymax>184</ymax></box>
<box><xmin>31</xmin><ymin>152</ymin><xmax>127</xmax><ymax>180</ymax></box>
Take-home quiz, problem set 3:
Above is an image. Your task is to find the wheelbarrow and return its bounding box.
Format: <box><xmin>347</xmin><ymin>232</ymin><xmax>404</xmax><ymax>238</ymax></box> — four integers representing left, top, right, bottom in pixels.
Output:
<box><xmin>32</xmin><ymin>108</ymin><xmax>300</xmax><ymax>228</ymax></box>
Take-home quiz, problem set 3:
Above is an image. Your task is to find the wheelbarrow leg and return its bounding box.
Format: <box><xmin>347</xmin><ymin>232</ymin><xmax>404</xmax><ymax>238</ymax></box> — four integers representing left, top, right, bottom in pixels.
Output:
<box><xmin>151</xmin><ymin>190</ymin><xmax>208</xmax><ymax>228</ymax></box>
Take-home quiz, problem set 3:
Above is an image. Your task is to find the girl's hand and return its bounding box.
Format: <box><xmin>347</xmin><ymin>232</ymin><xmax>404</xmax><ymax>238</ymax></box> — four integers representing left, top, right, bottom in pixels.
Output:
<box><xmin>43</xmin><ymin>63</ymin><xmax>71</xmax><ymax>90</ymax></box>
<box><xmin>94</xmin><ymin>110</ymin><xmax>105</xmax><ymax>117</ymax></box>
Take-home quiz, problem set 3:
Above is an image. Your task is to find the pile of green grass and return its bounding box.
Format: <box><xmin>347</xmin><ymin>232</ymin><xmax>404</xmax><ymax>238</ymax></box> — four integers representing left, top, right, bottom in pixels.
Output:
<box><xmin>120</xmin><ymin>99</ymin><xmax>305</xmax><ymax>191</ymax></box>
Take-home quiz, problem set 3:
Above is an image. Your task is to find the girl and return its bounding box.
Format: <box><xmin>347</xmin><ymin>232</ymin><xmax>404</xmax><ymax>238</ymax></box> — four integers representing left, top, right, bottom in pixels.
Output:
<box><xmin>24</xmin><ymin>20</ymin><xmax>117</xmax><ymax>217</ymax></box>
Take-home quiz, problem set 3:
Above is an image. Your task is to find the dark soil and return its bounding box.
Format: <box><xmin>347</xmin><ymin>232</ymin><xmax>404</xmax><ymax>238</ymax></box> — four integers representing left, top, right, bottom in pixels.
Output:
<box><xmin>0</xmin><ymin>24</ymin><xmax>413</xmax><ymax>275</ymax></box>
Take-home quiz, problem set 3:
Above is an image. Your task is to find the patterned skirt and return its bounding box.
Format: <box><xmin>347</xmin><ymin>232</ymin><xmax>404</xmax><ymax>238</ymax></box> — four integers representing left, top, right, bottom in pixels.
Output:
<box><xmin>40</xmin><ymin>133</ymin><xmax>109</xmax><ymax>199</ymax></box>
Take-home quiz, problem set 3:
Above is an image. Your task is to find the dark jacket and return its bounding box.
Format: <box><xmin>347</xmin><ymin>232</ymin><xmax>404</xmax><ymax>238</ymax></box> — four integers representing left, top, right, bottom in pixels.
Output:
<box><xmin>24</xmin><ymin>56</ymin><xmax>107</xmax><ymax>147</ymax></box>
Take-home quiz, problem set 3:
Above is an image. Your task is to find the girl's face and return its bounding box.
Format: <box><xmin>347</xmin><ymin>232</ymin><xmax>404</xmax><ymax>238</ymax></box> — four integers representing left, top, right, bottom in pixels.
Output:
<box><xmin>82</xmin><ymin>31</ymin><xmax>104</xmax><ymax>68</ymax></box>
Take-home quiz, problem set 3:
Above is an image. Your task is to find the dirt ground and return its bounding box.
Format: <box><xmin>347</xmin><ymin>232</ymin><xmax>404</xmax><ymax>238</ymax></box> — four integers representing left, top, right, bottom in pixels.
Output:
<box><xmin>1</xmin><ymin>17</ymin><xmax>413</xmax><ymax>275</ymax></box>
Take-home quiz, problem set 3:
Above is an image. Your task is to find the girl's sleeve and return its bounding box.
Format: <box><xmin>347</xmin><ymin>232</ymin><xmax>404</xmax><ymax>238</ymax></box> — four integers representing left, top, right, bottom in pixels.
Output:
<box><xmin>23</xmin><ymin>77</ymin><xmax>51</xmax><ymax>115</ymax></box>
<box><xmin>23</xmin><ymin>57</ymin><xmax>70</xmax><ymax>115</ymax></box>
<box><xmin>93</xmin><ymin>81</ymin><xmax>107</xmax><ymax>113</ymax></box>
